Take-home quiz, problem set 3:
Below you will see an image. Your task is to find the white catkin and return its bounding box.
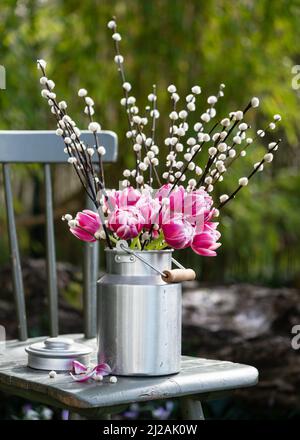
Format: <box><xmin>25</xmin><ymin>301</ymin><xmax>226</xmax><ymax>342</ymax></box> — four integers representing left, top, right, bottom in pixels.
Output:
<box><xmin>220</xmin><ymin>194</ymin><xmax>229</xmax><ymax>203</ymax></box>
<box><xmin>167</xmin><ymin>84</ymin><xmax>176</xmax><ymax>93</ymax></box>
<box><xmin>107</xmin><ymin>20</ymin><xmax>116</xmax><ymax>29</ymax></box>
<box><xmin>235</xmin><ymin>111</ymin><xmax>243</xmax><ymax>120</ymax></box>
<box><xmin>78</xmin><ymin>88</ymin><xmax>88</xmax><ymax>97</ymax></box>
<box><xmin>97</xmin><ymin>146</ymin><xmax>106</xmax><ymax>155</ymax></box>
<box><xmin>254</xmin><ymin>162</ymin><xmax>264</xmax><ymax>172</ymax></box>
<box><xmin>264</xmin><ymin>153</ymin><xmax>274</xmax><ymax>163</ymax></box>
<box><xmin>191</xmin><ymin>85</ymin><xmax>201</xmax><ymax>94</ymax></box>
<box><xmin>239</xmin><ymin>177</ymin><xmax>248</xmax><ymax>186</ymax></box>
<box><xmin>251</xmin><ymin>97</ymin><xmax>260</xmax><ymax>108</ymax></box>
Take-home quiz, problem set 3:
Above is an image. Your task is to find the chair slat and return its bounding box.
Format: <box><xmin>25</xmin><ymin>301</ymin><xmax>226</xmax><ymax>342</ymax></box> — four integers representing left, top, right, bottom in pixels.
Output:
<box><xmin>2</xmin><ymin>164</ymin><xmax>28</xmax><ymax>341</ymax></box>
<box><xmin>83</xmin><ymin>196</ymin><xmax>99</xmax><ymax>339</ymax></box>
<box><xmin>44</xmin><ymin>164</ymin><xmax>59</xmax><ymax>337</ymax></box>
<box><xmin>0</xmin><ymin>131</ymin><xmax>118</xmax><ymax>163</ymax></box>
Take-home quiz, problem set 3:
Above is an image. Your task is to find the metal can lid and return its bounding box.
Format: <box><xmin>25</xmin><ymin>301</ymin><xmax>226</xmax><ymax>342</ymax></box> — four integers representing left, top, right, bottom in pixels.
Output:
<box><xmin>25</xmin><ymin>337</ymin><xmax>93</xmax><ymax>359</ymax></box>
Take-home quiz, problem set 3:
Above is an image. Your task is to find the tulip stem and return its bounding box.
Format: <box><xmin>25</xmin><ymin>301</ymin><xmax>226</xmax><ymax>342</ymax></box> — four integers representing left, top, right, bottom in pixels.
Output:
<box><xmin>130</xmin><ymin>236</ymin><xmax>142</xmax><ymax>250</ymax></box>
<box><xmin>109</xmin><ymin>235</ymin><xmax>118</xmax><ymax>244</ymax></box>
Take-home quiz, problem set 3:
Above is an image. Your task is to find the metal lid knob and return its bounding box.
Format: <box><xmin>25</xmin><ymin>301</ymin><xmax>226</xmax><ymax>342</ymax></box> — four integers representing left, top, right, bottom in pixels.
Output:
<box><xmin>44</xmin><ymin>337</ymin><xmax>73</xmax><ymax>350</ymax></box>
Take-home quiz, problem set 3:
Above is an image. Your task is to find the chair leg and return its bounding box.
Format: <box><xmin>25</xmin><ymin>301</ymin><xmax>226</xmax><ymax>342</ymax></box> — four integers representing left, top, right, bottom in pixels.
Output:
<box><xmin>180</xmin><ymin>397</ymin><xmax>205</xmax><ymax>420</ymax></box>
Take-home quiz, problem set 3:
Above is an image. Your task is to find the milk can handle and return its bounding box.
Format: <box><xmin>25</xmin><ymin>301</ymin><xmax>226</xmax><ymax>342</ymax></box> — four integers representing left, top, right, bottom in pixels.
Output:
<box><xmin>118</xmin><ymin>242</ymin><xmax>196</xmax><ymax>283</ymax></box>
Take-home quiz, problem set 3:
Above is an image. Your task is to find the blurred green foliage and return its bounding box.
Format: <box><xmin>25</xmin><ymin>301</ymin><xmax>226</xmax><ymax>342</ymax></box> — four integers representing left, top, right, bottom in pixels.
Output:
<box><xmin>0</xmin><ymin>0</ymin><xmax>299</xmax><ymax>285</ymax></box>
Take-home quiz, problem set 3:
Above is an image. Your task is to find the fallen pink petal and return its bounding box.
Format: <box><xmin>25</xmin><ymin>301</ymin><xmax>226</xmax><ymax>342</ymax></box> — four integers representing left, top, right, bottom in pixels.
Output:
<box><xmin>70</xmin><ymin>362</ymin><xmax>112</xmax><ymax>382</ymax></box>
<box><xmin>72</xmin><ymin>360</ymin><xmax>88</xmax><ymax>375</ymax></box>
<box><xmin>69</xmin><ymin>369</ymin><xmax>96</xmax><ymax>383</ymax></box>
<box><xmin>93</xmin><ymin>363</ymin><xmax>112</xmax><ymax>376</ymax></box>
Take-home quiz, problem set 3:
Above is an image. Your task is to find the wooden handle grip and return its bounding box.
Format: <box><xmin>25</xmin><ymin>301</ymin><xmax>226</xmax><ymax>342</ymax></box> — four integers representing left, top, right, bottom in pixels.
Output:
<box><xmin>162</xmin><ymin>268</ymin><xmax>196</xmax><ymax>284</ymax></box>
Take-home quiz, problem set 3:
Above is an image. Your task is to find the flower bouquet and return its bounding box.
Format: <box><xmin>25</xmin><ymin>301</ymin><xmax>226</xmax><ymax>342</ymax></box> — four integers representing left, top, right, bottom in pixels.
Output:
<box><xmin>37</xmin><ymin>18</ymin><xmax>281</xmax><ymax>375</ymax></box>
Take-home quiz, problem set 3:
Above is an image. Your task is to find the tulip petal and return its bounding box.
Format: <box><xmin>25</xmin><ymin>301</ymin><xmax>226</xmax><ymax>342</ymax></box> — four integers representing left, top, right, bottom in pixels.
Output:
<box><xmin>192</xmin><ymin>247</ymin><xmax>217</xmax><ymax>257</ymax></box>
<box><xmin>70</xmin><ymin>369</ymin><xmax>96</xmax><ymax>382</ymax></box>
<box><xmin>70</xmin><ymin>362</ymin><xmax>112</xmax><ymax>382</ymax></box>
<box><xmin>72</xmin><ymin>360</ymin><xmax>88</xmax><ymax>375</ymax></box>
<box><xmin>70</xmin><ymin>228</ymin><xmax>96</xmax><ymax>242</ymax></box>
<box><xmin>93</xmin><ymin>363</ymin><xmax>112</xmax><ymax>376</ymax></box>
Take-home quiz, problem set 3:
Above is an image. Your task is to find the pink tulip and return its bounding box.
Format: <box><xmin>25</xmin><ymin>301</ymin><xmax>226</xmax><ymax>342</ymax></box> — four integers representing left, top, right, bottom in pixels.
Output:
<box><xmin>120</xmin><ymin>186</ymin><xmax>141</xmax><ymax>207</ymax></box>
<box><xmin>184</xmin><ymin>189</ymin><xmax>214</xmax><ymax>225</ymax></box>
<box><xmin>104</xmin><ymin>189</ymin><xmax>119</xmax><ymax>213</ymax></box>
<box><xmin>108</xmin><ymin>206</ymin><xmax>144</xmax><ymax>240</ymax></box>
<box><xmin>155</xmin><ymin>184</ymin><xmax>185</xmax><ymax>224</ymax></box>
<box><xmin>105</xmin><ymin>186</ymin><xmax>141</xmax><ymax>213</ymax></box>
<box><xmin>162</xmin><ymin>215</ymin><xmax>195</xmax><ymax>249</ymax></box>
<box><xmin>155</xmin><ymin>185</ymin><xmax>213</xmax><ymax>227</ymax></box>
<box><xmin>169</xmin><ymin>185</ymin><xmax>185</xmax><ymax>215</ymax></box>
<box><xmin>183</xmin><ymin>192</ymin><xmax>206</xmax><ymax>227</ymax></box>
<box><xmin>154</xmin><ymin>183</ymin><xmax>172</xmax><ymax>200</ymax></box>
<box><xmin>136</xmin><ymin>194</ymin><xmax>160</xmax><ymax>229</ymax></box>
<box><xmin>191</xmin><ymin>222</ymin><xmax>221</xmax><ymax>256</ymax></box>
<box><xmin>70</xmin><ymin>210</ymin><xmax>101</xmax><ymax>242</ymax></box>
<box><xmin>155</xmin><ymin>185</ymin><xmax>185</xmax><ymax>211</ymax></box>
<box><xmin>194</xmin><ymin>187</ymin><xmax>213</xmax><ymax>209</ymax></box>
<box><xmin>195</xmin><ymin>188</ymin><xmax>214</xmax><ymax>221</ymax></box>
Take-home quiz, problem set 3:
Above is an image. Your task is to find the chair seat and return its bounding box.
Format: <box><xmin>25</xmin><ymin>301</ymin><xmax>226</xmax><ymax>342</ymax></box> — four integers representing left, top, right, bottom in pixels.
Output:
<box><xmin>0</xmin><ymin>334</ymin><xmax>258</xmax><ymax>415</ymax></box>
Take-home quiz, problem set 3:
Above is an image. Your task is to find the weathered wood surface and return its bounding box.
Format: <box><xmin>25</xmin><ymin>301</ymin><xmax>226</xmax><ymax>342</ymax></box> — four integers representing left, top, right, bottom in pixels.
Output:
<box><xmin>0</xmin><ymin>334</ymin><xmax>258</xmax><ymax>411</ymax></box>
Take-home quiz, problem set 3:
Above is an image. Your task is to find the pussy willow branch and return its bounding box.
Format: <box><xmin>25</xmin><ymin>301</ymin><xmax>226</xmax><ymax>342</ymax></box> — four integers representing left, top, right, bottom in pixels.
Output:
<box><xmin>146</xmin><ymin>103</ymin><xmax>252</xmax><ymax>245</ymax></box>
<box><xmin>49</xmin><ymin>98</ymin><xmax>97</xmax><ymax>201</ymax></box>
<box><xmin>61</xmin><ymin>123</ymin><xmax>112</xmax><ymax>247</ymax></box>
<box><xmin>197</xmin><ymin>101</ymin><xmax>252</xmax><ymax>188</ymax></box>
<box><xmin>166</xmin><ymin>115</ymin><xmax>187</xmax><ymax>183</ymax></box>
<box><xmin>143</xmin><ymin>119</ymin><xmax>221</xmax><ymax>249</ymax></box>
<box><xmin>217</xmin><ymin>140</ymin><xmax>281</xmax><ymax>210</ymax></box>
<box><xmin>166</xmin><ymin>91</ymin><xmax>204</xmax><ymax>183</ymax></box>
<box><xmin>39</xmin><ymin>64</ymin><xmax>98</xmax><ymax>197</ymax></box>
<box><xmin>191</xmin><ymin>84</ymin><xmax>224</xmax><ymax>188</ymax></box>
<box><xmin>112</xmin><ymin>21</ymin><xmax>161</xmax><ymax>187</ymax></box>
<box><xmin>86</xmin><ymin>106</ymin><xmax>105</xmax><ymax>186</ymax></box>
<box><xmin>61</xmin><ymin>118</ymin><xmax>98</xmax><ymax>200</ymax></box>
<box><xmin>167</xmin><ymin>95</ymin><xmax>177</xmax><ymax>179</ymax></box>
<box><xmin>113</xmin><ymin>35</ymin><xmax>142</xmax><ymax>185</ymax></box>
<box><xmin>177</xmin><ymin>85</ymin><xmax>224</xmax><ymax>185</ymax></box>
<box><xmin>38</xmin><ymin>62</ymin><xmax>112</xmax><ymax>248</ymax></box>
<box><xmin>173</xmin><ymin>119</ymin><xmax>220</xmax><ymax>189</ymax></box>
<box><xmin>53</xmin><ymin>110</ymin><xmax>112</xmax><ymax>248</ymax></box>
<box><xmin>211</xmin><ymin>121</ymin><xmax>276</xmax><ymax>186</ymax></box>
<box><xmin>53</xmin><ymin>121</ymin><xmax>113</xmax><ymax>249</ymax></box>
<box><xmin>206</xmin><ymin>134</ymin><xmax>241</xmax><ymax>189</ymax></box>
<box><xmin>149</xmin><ymin>84</ymin><xmax>157</xmax><ymax>186</ymax></box>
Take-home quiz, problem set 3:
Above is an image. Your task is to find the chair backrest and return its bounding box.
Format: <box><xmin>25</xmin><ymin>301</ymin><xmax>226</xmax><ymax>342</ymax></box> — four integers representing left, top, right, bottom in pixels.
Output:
<box><xmin>0</xmin><ymin>130</ymin><xmax>118</xmax><ymax>341</ymax></box>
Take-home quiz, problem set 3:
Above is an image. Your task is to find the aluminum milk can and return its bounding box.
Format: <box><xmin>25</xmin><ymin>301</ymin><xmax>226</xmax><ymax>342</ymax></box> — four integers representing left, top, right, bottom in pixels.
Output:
<box><xmin>97</xmin><ymin>249</ymin><xmax>182</xmax><ymax>376</ymax></box>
